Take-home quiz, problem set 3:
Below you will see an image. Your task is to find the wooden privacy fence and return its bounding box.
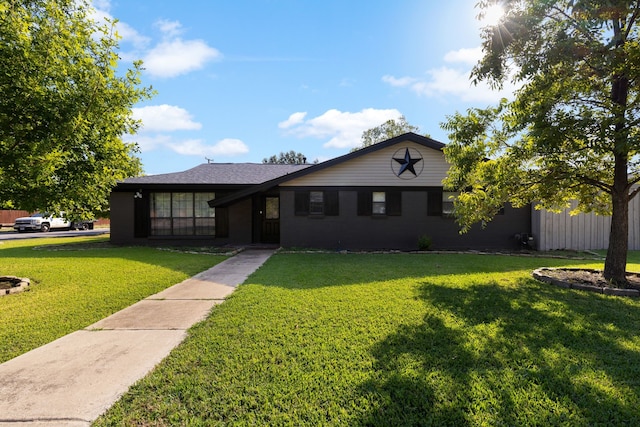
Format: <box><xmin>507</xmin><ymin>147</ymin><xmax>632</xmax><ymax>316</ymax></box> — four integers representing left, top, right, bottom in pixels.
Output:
<box><xmin>0</xmin><ymin>210</ymin><xmax>30</xmax><ymax>227</ymax></box>
<box><xmin>532</xmin><ymin>198</ymin><xmax>640</xmax><ymax>251</ymax></box>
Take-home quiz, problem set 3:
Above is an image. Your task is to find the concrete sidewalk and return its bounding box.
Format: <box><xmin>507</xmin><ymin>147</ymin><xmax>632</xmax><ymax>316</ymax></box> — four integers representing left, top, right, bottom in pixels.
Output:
<box><xmin>0</xmin><ymin>249</ymin><xmax>275</xmax><ymax>427</ymax></box>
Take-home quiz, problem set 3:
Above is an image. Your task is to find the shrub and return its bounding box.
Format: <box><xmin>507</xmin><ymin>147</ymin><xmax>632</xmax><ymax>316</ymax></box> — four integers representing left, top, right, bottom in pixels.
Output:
<box><xmin>418</xmin><ymin>235</ymin><xmax>432</xmax><ymax>251</ymax></box>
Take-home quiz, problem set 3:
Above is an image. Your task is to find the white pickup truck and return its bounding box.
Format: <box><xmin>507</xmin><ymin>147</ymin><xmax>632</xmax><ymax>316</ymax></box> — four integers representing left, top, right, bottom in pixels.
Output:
<box><xmin>13</xmin><ymin>213</ymin><xmax>94</xmax><ymax>233</ymax></box>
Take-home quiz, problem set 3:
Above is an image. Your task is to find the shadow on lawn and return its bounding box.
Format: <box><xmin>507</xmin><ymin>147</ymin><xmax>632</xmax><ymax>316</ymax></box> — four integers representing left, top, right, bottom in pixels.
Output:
<box><xmin>357</xmin><ymin>279</ymin><xmax>640</xmax><ymax>426</ymax></box>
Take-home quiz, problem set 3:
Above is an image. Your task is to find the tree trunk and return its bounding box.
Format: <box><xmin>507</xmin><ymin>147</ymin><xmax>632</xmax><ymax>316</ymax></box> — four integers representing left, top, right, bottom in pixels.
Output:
<box><xmin>604</xmin><ymin>153</ymin><xmax>629</xmax><ymax>284</ymax></box>
<box><xmin>604</xmin><ymin>25</ymin><xmax>630</xmax><ymax>285</ymax></box>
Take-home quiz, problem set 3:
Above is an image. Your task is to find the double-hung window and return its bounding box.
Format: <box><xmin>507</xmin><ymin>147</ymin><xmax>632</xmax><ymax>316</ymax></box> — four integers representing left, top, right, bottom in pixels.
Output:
<box><xmin>309</xmin><ymin>191</ymin><xmax>324</xmax><ymax>215</ymax></box>
<box><xmin>442</xmin><ymin>192</ymin><xmax>458</xmax><ymax>217</ymax></box>
<box><xmin>372</xmin><ymin>192</ymin><xmax>386</xmax><ymax>215</ymax></box>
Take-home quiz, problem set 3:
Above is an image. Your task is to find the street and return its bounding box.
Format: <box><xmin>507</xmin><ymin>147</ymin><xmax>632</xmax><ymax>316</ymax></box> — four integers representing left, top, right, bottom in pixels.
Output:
<box><xmin>0</xmin><ymin>228</ymin><xmax>109</xmax><ymax>241</ymax></box>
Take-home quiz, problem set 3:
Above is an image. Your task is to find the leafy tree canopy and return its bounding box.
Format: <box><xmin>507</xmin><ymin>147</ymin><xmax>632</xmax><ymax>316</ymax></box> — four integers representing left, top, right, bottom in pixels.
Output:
<box><xmin>262</xmin><ymin>150</ymin><xmax>317</xmax><ymax>165</ymax></box>
<box><xmin>351</xmin><ymin>116</ymin><xmax>426</xmax><ymax>152</ymax></box>
<box><xmin>0</xmin><ymin>0</ymin><xmax>153</xmax><ymax>219</ymax></box>
<box><xmin>442</xmin><ymin>0</ymin><xmax>640</xmax><ymax>282</ymax></box>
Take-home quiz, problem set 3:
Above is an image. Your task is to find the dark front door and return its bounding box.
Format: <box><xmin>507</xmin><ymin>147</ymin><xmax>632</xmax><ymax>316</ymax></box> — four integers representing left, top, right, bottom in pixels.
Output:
<box><xmin>261</xmin><ymin>196</ymin><xmax>280</xmax><ymax>243</ymax></box>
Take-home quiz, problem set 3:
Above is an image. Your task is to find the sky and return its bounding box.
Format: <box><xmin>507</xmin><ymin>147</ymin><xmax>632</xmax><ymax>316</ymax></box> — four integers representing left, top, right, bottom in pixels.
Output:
<box><xmin>92</xmin><ymin>0</ymin><xmax>515</xmax><ymax>175</ymax></box>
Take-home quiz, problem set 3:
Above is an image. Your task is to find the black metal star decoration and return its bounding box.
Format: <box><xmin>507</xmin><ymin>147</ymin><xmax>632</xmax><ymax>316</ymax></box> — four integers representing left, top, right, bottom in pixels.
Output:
<box><xmin>393</xmin><ymin>148</ymin><xmax>422</xmax><ymax>177</ymax></box>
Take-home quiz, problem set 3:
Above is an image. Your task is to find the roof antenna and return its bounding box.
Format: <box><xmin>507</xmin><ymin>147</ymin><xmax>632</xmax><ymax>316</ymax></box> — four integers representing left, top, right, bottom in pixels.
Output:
<box><xmin>205</xmin><ymin>157</ymin><xmax>214</xmax><ymax>164</ymax></box>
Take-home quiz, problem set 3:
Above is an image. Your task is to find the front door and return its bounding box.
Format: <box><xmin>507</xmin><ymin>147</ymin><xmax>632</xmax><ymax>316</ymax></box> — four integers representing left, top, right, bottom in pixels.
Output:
<box><xmin>260</xmin><ymin>196</ymin><xmax>280</xmax><ymax>243</ymax></box>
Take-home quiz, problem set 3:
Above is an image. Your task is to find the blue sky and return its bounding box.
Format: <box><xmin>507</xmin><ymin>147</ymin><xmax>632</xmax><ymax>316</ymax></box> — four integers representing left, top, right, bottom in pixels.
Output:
<box><xmin>93</xmin><ymin>0</ymin><xmax>514</xmax><ymax>175</ymax></box>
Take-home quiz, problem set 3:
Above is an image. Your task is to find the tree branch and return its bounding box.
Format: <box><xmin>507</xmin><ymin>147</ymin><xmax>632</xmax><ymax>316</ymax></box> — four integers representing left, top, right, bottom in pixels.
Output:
<box><xmin>623</xmin><ymin>1</ymin><xmax>640</xmax><ymax>39</ymax></box>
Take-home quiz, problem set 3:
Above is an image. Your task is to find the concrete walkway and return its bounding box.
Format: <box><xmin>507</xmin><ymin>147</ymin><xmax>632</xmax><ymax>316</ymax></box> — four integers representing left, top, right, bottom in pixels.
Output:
<box><xmin>0</xmin><ymin>249</ymin><xmax>275</xmax><ymax>427</ymax></box>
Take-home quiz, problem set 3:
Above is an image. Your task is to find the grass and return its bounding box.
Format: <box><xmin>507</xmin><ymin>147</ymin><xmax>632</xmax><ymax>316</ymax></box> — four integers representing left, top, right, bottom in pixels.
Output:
<box><xmin>0</xmin><ymin>235</ymin><xmax>227</xmax><ymax>363</ymax></box>
<box><xmin>95</xmin><ymin>252</ymin><xmax>640</xmax><ymax>426</ymax></box>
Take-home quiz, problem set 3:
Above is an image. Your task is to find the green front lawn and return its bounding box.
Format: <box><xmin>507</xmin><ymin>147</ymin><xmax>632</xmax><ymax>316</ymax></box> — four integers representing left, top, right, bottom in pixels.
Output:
<box><xmin>96</xmin><ymin>253</ymin><xmax>640</xmax><ymax>426</ymax></box>
<box><xmin>0</xmin><ymin>236</ymin><xmax>227</xmax><ymax>363</ymax></box>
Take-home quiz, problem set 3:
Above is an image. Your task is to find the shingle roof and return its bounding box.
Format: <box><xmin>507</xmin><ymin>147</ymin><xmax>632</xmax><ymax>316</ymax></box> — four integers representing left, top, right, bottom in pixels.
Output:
<box><xmin>120</xmin><ymin>163</ymin><xmax>313</xmax><ymax>186</ymax></box>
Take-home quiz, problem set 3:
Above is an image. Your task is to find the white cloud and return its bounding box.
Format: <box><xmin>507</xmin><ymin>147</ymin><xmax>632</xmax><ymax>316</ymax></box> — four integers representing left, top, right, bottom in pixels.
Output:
<box><xmin>116</xmin><ymin>21</ymin><xmax>151</xmax><ymax>50</ymax></box>
<box><xmin>382</xmin><ymin>75</ymin><xmax>417</xmax><ymax>87</ymax></box>
<box><xmin>278</xmin><ymin>112</ymin><xmax>308</xmax><ymax>129</ymax></box>
<box><xmin>167</xmin><ymin>138</ymin><xmax>249</xmax><ymax>157</ymax></box>
<box><xmin>129</xmin><ymin>105</ymin><xmax>248</xmax><ymax>158</ymax></box>
<box><xmin>128</xmin><ymin>134</ymin><xmax>249</xmax><ymax>158</ymax></box>
<box><xmin>383</xmin><ymin>47</ymin><xmax>519</xmax><ymax>104</ymax></box>
<box><xmin>129</xmin><ymin>134</ymin><xmax>172</xmax><ymax>152</ymax></box>
<box><xmin>90</xmin><ymin>1</ymin><xmax>220</xmax><ymax>78</ymax></box>
<box><xmin>281</xmin><ymin>108</ymin><xmax>403</xmax><ymax>149</ymax></box>
<box><xmin>443</xmin><ymin>47</ymin><xmax>483</xmax><ymax>65</ymax></box>
<box><xmin>133</xmin><ymin>105</ymin><xmax>202</xmax><ymax>132</ymax></box>
<box><xmin>154</xmin><ymin>19</ymin><xmax>183</xmax><ymax>38</ymax></box>
<box><xmin>143</xmin><ymin>39</ymin><xmax>221</xmax><ymax>78</ymax></box>
<box><xmin>91</xmin><ymin>0</ymin><xmax>111</xmax><ymax>12</ymax></box>
<box><xmin>142</xmin><ymin>18</ymin><xmax>221</xmax><ymax>78</ymax></box>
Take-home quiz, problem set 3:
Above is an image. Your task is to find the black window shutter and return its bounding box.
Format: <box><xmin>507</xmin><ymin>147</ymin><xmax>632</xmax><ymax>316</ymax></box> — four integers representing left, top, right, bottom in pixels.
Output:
<box><xmin>134</xmin><ymin>193</ymin><xmax>149</xmax><ymax>238</ymax></box>
<box><xmin>294</xmin><ymin>191</ymin><xmax>310</xmax><ymax>215</ymax></box>
<box><xmin>357</xmin><ymin>191</ymin><xmax>372</xmax><ymax>216</ymax></box>
<box><xmin>427</xmin><ymin>189</ymin><xmax>443</xmax><ymax>216</ymax></box>
<box><xmin>215</xmin><ymin>207</ymin><xmax>229</xmax><ymax>237</ymax></box>
<box><xmin>325</xmin><ymin>191</ymin><xmax>339</xmax><ymax>216</ymax></box>
<box><xmin>387</xmin><ymin>191</ymin><xmax>402</xmax><ymax>216</ymax></box>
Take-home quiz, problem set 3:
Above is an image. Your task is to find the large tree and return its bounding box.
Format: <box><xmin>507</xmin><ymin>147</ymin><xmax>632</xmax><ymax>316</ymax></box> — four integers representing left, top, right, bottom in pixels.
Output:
<box><xmin>442</xmin><ymin>1</ymin><xmax>640</xmax><ymax>283</ymax></box>
<box><xmin>351</xmin><ymin>116</ymin><xmax>423</xmax><ymax>152</ymax></box>
<box><xmin>0</xmin><ymin>0</ymin><xmax>153</xmax><ymax>219</ymax></box>
<box><xmin>262</xmin><ymin>150</ymin><xmax>317</xmax><ymax>164</ymax></box>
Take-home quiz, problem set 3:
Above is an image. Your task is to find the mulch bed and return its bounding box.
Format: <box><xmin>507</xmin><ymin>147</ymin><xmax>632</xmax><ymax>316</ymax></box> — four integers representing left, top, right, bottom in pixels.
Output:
<box><xmin>0</xmin><ymin>276</ymin><xmax>30</xmax><ymax>296</ymax></box>
<box><xmin>533</xmin><ymin>268</ymin><xmax>640</xmax><ymax>297</ymax></box>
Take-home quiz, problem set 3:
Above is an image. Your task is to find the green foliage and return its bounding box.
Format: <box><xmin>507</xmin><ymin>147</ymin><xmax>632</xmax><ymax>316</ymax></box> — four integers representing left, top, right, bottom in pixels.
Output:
<box><xmin>0</xmin><ymin>236</ymin><xmax>226</xmax><ymax>362</ymax></box>
<box><xmin>262</xmin><ymin>150</ymin><xmax>317</xmax><ymax>164</ymax></box>
<box><xmin>442</xmin><ymin>1</ymin><xmax>640</xmax><ymax>281</ymax></box>
<box><xmin>351</xmin><ymin>116</ymin><xmax>425</xmax><ymax>152</ymax></box>
<box><xmin>417</xmin><ymin>234</ymin><xmax>432</xmax><ymax>250</ymax></box>
<box><xmin>96</xmin><ymin>253</ymin><xmax>640</xmax><ymax>425</ymax></box>
<box><xmin>0</xmin><ymin>0</ymin><xmax>154</xmax><ymax>220</ymax></box>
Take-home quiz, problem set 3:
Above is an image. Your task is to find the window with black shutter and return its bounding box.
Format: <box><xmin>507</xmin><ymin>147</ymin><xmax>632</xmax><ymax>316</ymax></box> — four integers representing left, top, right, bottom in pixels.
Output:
<box><xmin>386</xmin><ymin>191</ymin><xmax>402</xmax><ymax>216</ymax></box>
<box><xmin>427</xmin><ymin>189</ymin><xmax>443</xmax><ymax>216</ymax></box>
<box><xmin>358</xmin><ymin>190</ymin><xmax>401</xmax><ymax>216</ymax></box>
<box><xmin>357</xmin><ymin>191</ymin><xmax>372</xmax><ymax>216</ymax></box>
<box><xmin>295</xmin><ymin>190</ymin><xmax>340</xmax><ymax>216</ymax></box>
<box><xmin>295</xmin><ymin>191</ymin><xmax>310</xmax><ymax>215</ymax></box>
<box><xmin>324</xmin><ymin>191</ymin><xmax>339</xmax><ymax>216</ymax></box>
